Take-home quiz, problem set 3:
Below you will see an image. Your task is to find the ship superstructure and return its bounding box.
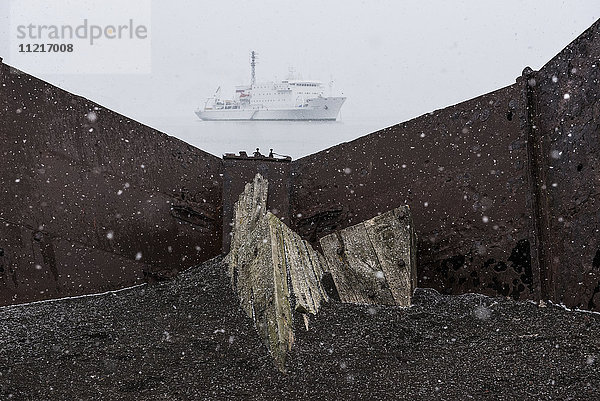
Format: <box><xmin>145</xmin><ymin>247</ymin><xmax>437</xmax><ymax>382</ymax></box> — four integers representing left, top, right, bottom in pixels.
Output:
<box><xmin>195</xmin><ymin>51</ymin><xmax>345</xmax><ymax>121</ymax></box>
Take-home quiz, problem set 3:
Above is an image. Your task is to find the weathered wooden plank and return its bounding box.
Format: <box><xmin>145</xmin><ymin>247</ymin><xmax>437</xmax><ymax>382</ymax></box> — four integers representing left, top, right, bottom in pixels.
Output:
<box><xmin>226</xmin><ymin>174</ymin><xmax>328</xmax><ymax>370</ymax></box>
<box><xmin>320</xmin><ymin>206</ymin><xmax>416</xmax><ymax>306</ymax></box>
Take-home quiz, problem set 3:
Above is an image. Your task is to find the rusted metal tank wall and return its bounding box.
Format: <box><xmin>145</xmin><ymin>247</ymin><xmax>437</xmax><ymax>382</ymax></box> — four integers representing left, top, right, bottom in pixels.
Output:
<box><xmin>0</xmin><ymin>63</ymin><xmax>223</xmax><ymax>306</ymax></box>
<box><xmin>290</xmin><ymin>84</ymin><xmax>540</xmax><ymax>301</ymax></box>
<box><xmin>2</xmin><ymin>18</ymin><xmax>599</xmax><ymax>310</ymax></box>
<box><xmin>531</xmin><ymin>21</ymin><xmax>600</xmax><ymax>309</ymax></box>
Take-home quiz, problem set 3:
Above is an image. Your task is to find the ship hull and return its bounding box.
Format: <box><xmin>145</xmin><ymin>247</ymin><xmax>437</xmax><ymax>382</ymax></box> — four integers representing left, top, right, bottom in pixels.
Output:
<box><xmin>196</xmin><ymin>97</ymin><xmax>345</xmax><ymax>121</ymax></box>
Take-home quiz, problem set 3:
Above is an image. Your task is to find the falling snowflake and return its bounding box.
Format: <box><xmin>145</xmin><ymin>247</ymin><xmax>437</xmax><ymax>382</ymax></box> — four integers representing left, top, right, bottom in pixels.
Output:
<box><xmin>473</xmin><ymin>305</ymin><xmax>491</xmax><ymax>320</ymax></box>
<box><xmin>86</xmin><ymin>111</ymin><xmax>97</xmax><ymax>122</ymax></box>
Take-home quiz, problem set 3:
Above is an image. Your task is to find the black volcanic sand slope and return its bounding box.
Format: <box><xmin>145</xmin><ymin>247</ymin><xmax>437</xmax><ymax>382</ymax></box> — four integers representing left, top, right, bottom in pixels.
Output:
<box><xmin>1</xmin><ymin>257</ymin><xmax>599</xmax><ymax>400</ymax></box>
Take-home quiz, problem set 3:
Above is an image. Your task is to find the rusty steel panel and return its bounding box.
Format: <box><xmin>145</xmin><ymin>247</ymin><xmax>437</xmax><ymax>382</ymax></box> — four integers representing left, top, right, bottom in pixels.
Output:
<box><xmin>0</xmin><ymin>221</ymin><xmax>145</xmax><ymax>304</ymax></box>
<box><xmin>0</xmin><ymin>62</ymin><xmax>223</xmax><ymax>305</ymax></box>
<box><xmin>290</xmin><ymin>84</ymin><xmax>539</xmax><ymax>301</ymax></box>
<box><xmin>532</xmin><ymin>20</ymin><xmax>600</xmax><ymax>310</ymax></box>
<box><xmin>1</xmin><ymin>18</ymin><xmax>600</xmax><ymax>311</ymax></box>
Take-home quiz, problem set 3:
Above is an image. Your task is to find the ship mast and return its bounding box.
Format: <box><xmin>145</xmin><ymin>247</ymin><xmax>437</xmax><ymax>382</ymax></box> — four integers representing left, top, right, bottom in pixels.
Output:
<box><xmin>250</xmin><ymin>51</ymin><xmax>257</xmax><ymax>87</ymax></box>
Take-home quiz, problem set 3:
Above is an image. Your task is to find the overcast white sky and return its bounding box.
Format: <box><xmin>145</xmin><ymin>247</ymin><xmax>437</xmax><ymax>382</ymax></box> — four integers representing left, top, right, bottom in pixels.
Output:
<box><xmin>1</xmin><ymin>1</ymin><xmax>599</xmax><ymax>127</ymax></box>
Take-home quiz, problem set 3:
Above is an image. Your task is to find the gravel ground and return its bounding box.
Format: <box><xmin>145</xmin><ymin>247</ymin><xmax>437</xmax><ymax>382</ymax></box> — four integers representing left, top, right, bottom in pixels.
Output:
<box><xmin>0</xmin><ymin>256</ymin><xmax>599</xmax><ymax>400</ymax></box>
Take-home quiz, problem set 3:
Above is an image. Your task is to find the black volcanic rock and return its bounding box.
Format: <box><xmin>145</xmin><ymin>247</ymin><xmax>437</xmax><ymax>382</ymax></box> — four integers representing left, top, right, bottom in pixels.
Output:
<box><xmin>0</xmin><ymin>257</ymin><xmax>599</xmax><ymax>400</ymax></box>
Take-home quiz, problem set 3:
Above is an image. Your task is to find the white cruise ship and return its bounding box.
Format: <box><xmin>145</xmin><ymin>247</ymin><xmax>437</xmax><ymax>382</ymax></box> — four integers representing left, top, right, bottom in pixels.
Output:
<box><xmin>195</xmin><ymin>52</ymin><xmax>346</xmax><ymax>121</ymax></box>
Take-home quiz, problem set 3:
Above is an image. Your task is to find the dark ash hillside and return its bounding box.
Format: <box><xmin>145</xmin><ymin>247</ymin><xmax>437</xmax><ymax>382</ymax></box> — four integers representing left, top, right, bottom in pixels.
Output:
<box><xmin>1</xmin><ymin>257</ymin><xmax>599</xmax><ymax>400</ymax></box>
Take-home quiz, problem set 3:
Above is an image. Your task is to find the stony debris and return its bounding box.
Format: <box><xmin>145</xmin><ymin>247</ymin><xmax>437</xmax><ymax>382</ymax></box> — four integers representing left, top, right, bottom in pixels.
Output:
<box><xmin>320</xmin><ymin>206</ymin><xmax>417</xmax><ymax>306</ymax></box>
